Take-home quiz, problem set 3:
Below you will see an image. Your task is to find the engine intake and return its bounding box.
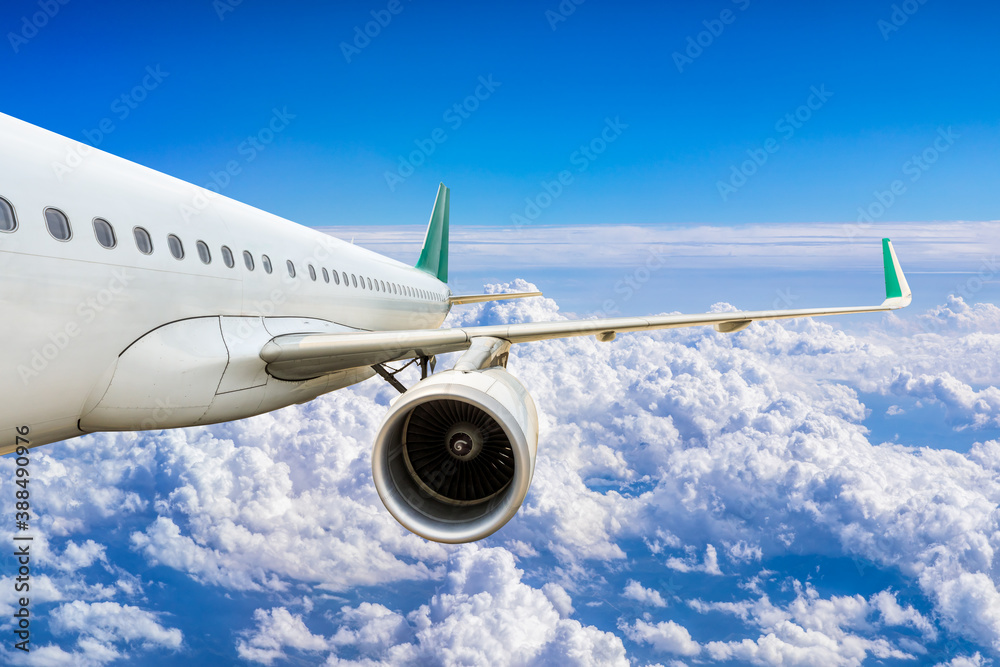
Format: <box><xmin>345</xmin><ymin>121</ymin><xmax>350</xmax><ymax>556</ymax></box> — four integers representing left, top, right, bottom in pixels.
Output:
<box><xmin>372</xmin><ymin>368</ymin><xmax>538</xmax><ymax>543</ymax></box>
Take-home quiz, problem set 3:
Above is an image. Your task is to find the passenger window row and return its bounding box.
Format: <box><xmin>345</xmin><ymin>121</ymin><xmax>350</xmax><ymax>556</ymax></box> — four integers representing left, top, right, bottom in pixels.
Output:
<box><xmin>0</xmin><ymin>197</ymin><xmax>442</xmax><ymax>301</ymax></box>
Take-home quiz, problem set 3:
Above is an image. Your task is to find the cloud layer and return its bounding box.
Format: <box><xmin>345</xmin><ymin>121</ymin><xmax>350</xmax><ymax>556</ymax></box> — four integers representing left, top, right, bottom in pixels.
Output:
<box><xmin>1</xmin><ymin>286</ymin><xmax>998</xmax><ymax>665</ymax></box>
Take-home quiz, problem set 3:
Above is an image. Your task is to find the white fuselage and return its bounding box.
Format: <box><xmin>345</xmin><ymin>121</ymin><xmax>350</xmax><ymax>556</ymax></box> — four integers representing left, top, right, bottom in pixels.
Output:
<box><xmin>0</xmin><ymin>113</ymin><xmax>450</xmax><ymax>454</ymax></box>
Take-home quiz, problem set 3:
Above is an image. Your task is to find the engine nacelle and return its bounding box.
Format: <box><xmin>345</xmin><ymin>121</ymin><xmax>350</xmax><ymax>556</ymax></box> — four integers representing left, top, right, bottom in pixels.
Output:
<box><xmin>372</xmin><ymin>368</ymin><xmax>539</xmax><ymax>543</ymax></box>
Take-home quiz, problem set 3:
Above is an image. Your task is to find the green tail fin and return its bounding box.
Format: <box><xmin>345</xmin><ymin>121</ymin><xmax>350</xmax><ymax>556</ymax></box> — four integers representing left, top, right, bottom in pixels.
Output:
<box><xmin>416</xmin><ymin>183</ymin><xmax>449</xmax><ymax>283</ymax></box>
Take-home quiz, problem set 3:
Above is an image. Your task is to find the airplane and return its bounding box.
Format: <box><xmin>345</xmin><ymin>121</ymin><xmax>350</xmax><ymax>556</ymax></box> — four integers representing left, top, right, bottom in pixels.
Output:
<box><xmin>0</xmin><ymin>112</ymin><xmax>912</xmax><ymax>544</ymax></box>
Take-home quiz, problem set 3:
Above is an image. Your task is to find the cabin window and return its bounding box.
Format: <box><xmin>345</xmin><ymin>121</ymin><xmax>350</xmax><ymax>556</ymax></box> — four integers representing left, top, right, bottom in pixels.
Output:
<box><xmin>308</xmin><ymin>264</ymin><xmax>317</xmax><ymax>281</ymax></box>
<box><xmin>287</xmin><ymin>260</ymin><xmax>296</xmax><ymax>278</ymax></box>
<box><xmin>0</xmin><ymin>197</ymin><xmax>16</xmax><ymax>232</ymax></box>
<box><xmin>322</xmin><ymin>268</ymin><xmax>329</xmax><ymax>283</ymax></box>
<box><xmin>351</xmin><ymin>274</ymin><xmax>357</xmax><ymax>288</ymax></box>
<box><xmin>366</xmin><ymin>277</ymin><xmax>373</xmax><ymax>290</ymax></box>
<box><xmin>392</xmin><ymin>283</ymin><xmax>397</xmax><ymax>295</ymax></box>
<box><xmin>93</xmin><ymin>218</ymin><xmax>116</xmax><ymax>248</ymax></box>
<box><xmin>244</xmin><ymin>251</ymin><xmax>255</xmax><ymax>271</ymax></box>
<box><xmin>332</xmin><ymin>270</ymin><xmax>340</xmax><ymax>285</ymax></box>
<box><xmin>134</xmin><ymin>227</ymin><xmax>153</xmax><ymax>254</ymax></box>
<box><xmin>359</xmin><ymin>275</ymin><xmax>366</xmax><ymax>289</ymax></box>
<box><xmin>374</xmin><ymin>280</ymin><xmax>380</xmax><ymax>292</ymax></box>
<box><xmin>262</xmin><ymin>254</ymin><xmax>272</xmax><ymax>274</ymax></box>
<box><xmin>197</xmin><ymin>241</ymin><xmax>212</xmax><ymax>264</ymax></box>
<box><xmin>221</xmin><ymin>246</ymin><xmax>235</xmax><ymax>268</ymax></box>
<box><xmin>167</xmin><ymin>234</ymin><xmax>184</xmax><ymax>259</ymax></box>
<box><xmin>44</xmin><ymin>208</ymin><xmax>72</xmax><ymax>241</ymax></box>
<box><xmin>342</xmin><ymin>272</ymin><xmax>349</xmax><ymax>286</ymax></box>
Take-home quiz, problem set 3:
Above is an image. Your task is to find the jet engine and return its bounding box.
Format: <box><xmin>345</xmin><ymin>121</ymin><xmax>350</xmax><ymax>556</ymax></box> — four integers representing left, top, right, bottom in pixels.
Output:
<box><xmin>372</xmin><ymin>367</ymin><xmax>538</xmax><ymax>543</ymax></box>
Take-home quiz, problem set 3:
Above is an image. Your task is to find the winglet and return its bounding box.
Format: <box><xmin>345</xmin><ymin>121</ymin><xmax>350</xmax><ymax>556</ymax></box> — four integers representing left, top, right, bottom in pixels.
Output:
<box><xmin>416</xmin><ymin>183</ymin><xmax>450</xmax><ymax>283</ymax></box>
<box><xmin>881</xmin><ymin>238</ymin><xmax>912</xmax><ymax>308</ymax></box>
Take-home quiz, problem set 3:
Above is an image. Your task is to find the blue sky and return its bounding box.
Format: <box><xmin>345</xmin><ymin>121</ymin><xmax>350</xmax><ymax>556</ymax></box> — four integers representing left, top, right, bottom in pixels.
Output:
<box><xmin>4</xmin><ymin>0</ymin><xmax>1000</xmax><ymax>228</ymax></box>
<box><xmin>3</xmin><ymin>2</ymin><xmax>1000</xmax><ymax>666</ymax></box>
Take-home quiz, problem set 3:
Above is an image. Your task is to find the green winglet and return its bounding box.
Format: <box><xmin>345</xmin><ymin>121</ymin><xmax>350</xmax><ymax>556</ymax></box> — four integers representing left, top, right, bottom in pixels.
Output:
<box><xmin>882</xmin><ymin>238</ymin><xmax>902</xmax><ymax>299</ymax></box>
<box><xmin>416</xmin><ymin>183</ymin><xmax>450</xmax><ymax>283</ymax></box>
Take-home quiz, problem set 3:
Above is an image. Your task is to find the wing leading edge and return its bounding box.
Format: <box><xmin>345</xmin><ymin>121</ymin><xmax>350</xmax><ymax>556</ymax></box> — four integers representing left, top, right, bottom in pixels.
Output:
<box><xmin>261</xmin><ymin>239</ymin><xmax>911</xmax><ymax>381</ymax></box>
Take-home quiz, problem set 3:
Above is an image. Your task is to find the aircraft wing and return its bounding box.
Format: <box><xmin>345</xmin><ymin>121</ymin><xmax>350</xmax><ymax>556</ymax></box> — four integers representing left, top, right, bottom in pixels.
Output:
<box><xmin>448</xmin><ymin>291</ymin><xmax>543</xmax><ymax>305</ymax></box>
<box><xmin>260</xmin><ymin>239</ymin><xmax>911</xmax><ymax>381</ymax></box>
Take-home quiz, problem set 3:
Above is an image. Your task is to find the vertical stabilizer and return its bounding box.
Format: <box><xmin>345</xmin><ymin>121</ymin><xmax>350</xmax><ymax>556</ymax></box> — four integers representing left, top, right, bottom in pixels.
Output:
<box><xmin>416</xmin><ymin>183</ymin><xmax>449</xmax><ymax>283</ymax></box>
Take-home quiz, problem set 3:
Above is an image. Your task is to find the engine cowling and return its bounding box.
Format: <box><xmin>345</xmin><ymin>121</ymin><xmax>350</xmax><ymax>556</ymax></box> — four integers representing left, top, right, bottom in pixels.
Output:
<box><xmin>372</xmin><ymin>367</ymin><xmax>538</xmax><ymax>543</ymax></box>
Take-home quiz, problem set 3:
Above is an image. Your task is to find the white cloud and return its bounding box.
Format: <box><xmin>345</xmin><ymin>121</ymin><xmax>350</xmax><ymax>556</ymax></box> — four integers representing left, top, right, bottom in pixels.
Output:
<box><xmin>889</xmin><ymin>369</ymin><xmax>1000</xmax><ymax>429</ymax></box>
<box><xmin>54</xmin><ymin>540</ymin><xmax>107</xmax><ymax>573</ymax></box>
<box><xmin>325</xmin><ymin>546</ymin><xmax>627</xmax><ymax>666</ymax></box>
<box><xmin>9</xmin><ymin>281</ymin><xmax>1000</xmax><ymax>662</ymax></box>
<box><xmin>665</xmin><ymin>545</ymin><xmax>723</xmax><ymax>575</ymax></box>
<box><xmin>920</xmin><ymin>295</ymin><xmax>1000</xmax><ymax>333</ymax></box>
<box><xmin>450</xmin><ymin>288</ymin><xmax>1000</xmax><ymax>653</ymax></box>
<box><xmin>329</xmin><ymin>602</ymin><xmax>410</xmax><ymax>656</ymax></box>
<box><xmin>126</xmin><ymin>393</ymin><xmax>448</xmax><ymax>593</ymax></box>
<box><xmin>324</xmin><ymin>221</ymin><xmax>999</xmax><ymax>272</ymax></box>
<box><xmin>8</xmin><ymin>601</ymin><xmax>185</xmax><ymax>666</ymax></box>
<box><xmin>935</xmin><ymin>653</ymin><xmax>989</xmax><ymax>667</ymax></box>
<box><xmin>623</xmin><ymin>580</ymin><xmax>667</xmax><ymax>607</ymax></box>
<box><xmin>725</xmin><ymin>540</ymin><xmax>763</xmax><ymax>563</ymax></box>
<box><xmin>542</xmin><ymin>582</ymin><xmax>575</xmax><ymax>618</ymax></box>
<box><xmin>690</xmin><ymin>584</ymin><xmax>924</xmax><ymax>666</ymax></box>
<box><xmin>50</xmin><ymin>601</ymin><xmax>182</xmax><ymax>649</ymax></box>
<box><xmin>621</xmin><ymin>618</ymin><xmax>700</xmax><ymax>657</ymax></box>
<box><xmin>871</xmin><ymin>590</ymin><xmax>938</xmax><ymax>641</ymax></box>
<box><xmin>237</xmin><ymin>607</ymin><xmax>328</xmax><ymax>665</ymax></box>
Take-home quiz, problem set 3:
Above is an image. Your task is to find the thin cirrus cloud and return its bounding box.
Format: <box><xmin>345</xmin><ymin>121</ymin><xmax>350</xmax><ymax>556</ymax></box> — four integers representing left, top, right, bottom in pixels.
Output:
<box><xmin>320</xmin><ymin>221</ymin><xmax>999</xmax><ymax>272</ymax></box>
<box><xmin>0</xmin><ymin>284</ymin><xmax>998</xmax><ymax>665</ymax></box>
